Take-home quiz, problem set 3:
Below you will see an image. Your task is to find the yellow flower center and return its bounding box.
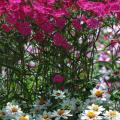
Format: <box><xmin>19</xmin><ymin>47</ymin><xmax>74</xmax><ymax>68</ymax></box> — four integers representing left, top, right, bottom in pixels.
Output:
<box><xmin>109</xmin><ymin>111</ymin><xmax>117</xmax><ymax>117</ymax></box>
<box><xmin>92</xmin><ymin>105</ymin><xmax>99</xmax><ymax>111</ymax></box>
<box><xmin>42</xmin><ymin>114</ymin><xmax>49</xmax><ymax>119</ymax></box>
<box><xmin>11</xmin><ymin>107</ymin><xmax>18</xmax><ymax>113</ymax></box>
<box><xmin>58</xmin><ymin>109</ymin><xmax>65</xmax><ymax>115</ymax></box>
<box><xmin>95</xmin><ymin>90</ymin><xmax>104</xmax><ymax>97</ymax></box>
<box><xmin>19</xmin><ymin>116</ymin><xmax>28</xmax><ymax>120</ymax></box>
<box><xmin>87</xmin><ymin>111</ymin><xmax>96</xmax><ymax>118</ymax></box>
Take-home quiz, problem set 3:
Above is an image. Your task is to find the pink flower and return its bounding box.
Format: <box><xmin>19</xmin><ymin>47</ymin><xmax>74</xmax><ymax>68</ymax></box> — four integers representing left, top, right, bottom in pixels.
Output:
<box><xmin>47</xmin><ymin>0</ymin><xmax>55</xmax><ymax>5</ymax></box>
<box><xmin>53</xmin><ymin>32</ymin><xmax>64</xmax><ymax>46</ymax></box>
<box><xmin>6</xmin><ymin>14</ymin><xmax>17</xmax><ymax>24</ymax></box>
<box><xmin>8</xmin><ymin>4</ymin><xmax>20</xmax><ymax>12</ymax></box>
<box><xmin>86</xmin><ymin>18</ymin><xmax>100</xmax><ymax>29</ymax></box>
<box><xmin>55</xmin><ymin>17</ymin><xmax>66</xmax><ymax>29</ymax></box>
<box><xmin>33</xmin><ymin>32</ymin><xmax>44</xmax><ymax>42</ymax></box>
<box><xmin>109</xmin><ymin>2</ymin><xmax>120</xmax><ymax>13</ymax></box>
<box><xmin>13</xmin><ymin>10</ymin><xmax>25</xmax><ymax>20</ymax></box>
<box><xmin>22</xmin><ymin>5</ymin><xmax>32</xmax><ymax>15</ymax></box>
<box><xmin>16</xmin><ymin>22</ymin><xmax>31</xmax><ymax>36</ymax></box>
<box><xmin>53</xmin><ymin>33</ymin><xmax>70</xmax><ymax>49</ymax></box>
<box><xmin>98</xmin><ymin>52</ymin><xmax>111</xmax><ymax>62</ymax></box>
<box><xmin>35</xmin><ymin>15</ymin><xmax>48</xmax><ymax>26</ymax></box>
<box><xmin>9</xmin><ymin>0</ymin><xmax>21</xmax><ymax>4</ymax></box>
<box><xmin>1</xmin><ymin>24</ymin><xmax>13</xmax><ymax>32</ymax></box>
<box><xmin>32</xmin><ymin>1</ymin><xmax>52</xmax><ymax>14</ymax></box>
<box><xmin>53</xmin><ymin>74</ymin><xmax>65</xmax><ymax>83</ymax></box>
<box><xmin>52</xmin><ymin>9</ymin><xmax>65</xmax><ymax>18</ymax></box>
<box><xmin>40</xmin><ymin>21</ymin><xmax>54</xmax><ymax>33</ymax></box>
<box><xmin>62</xmin><ymin>40</ymin><xmax>70</xmax><ymax>49</ymax></box>
<box><xmin>63</xmin><ymin>0</ymin><xmax>73</xmax><ymax>8</ymax></box>
<box><xmin>86</xmin><ymin>52</ymin><xmax>92</xmax><ymax>58</ymax></box>
<box><xmin>25</xmin><ymin>45</ymin><xmax>39</xmax><ymax>54</ymax></box>
<box><xmin>77</xmin><ymin>1</ymin><xmax>108</xmax><ymax>17</ymax></box>
<box><xmin>72</xmin><ymin>18</ymin><xmax>81</xmax><ymax>31</ymax></box>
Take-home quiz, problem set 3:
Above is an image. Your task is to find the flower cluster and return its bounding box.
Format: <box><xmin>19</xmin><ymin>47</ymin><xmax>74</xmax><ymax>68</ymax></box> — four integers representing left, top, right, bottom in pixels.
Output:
<box><xmin>0</xmin><ymin>0</ymin><xmax>120</xmax><ymax>48</ymax></box>
<box><xmin>0</xmin><ymin>79</ymin><xmax>120</xmax><ymax>120</ymax></box>
<box><xmin>0</xmin><ymin>0</ymin><xmax>120</xmax><ymax>120</ymax></box>
<box><xmin>0</xmin><ymin>89</ymin><xmax>75</xmax><ymax>120</ymax></box>
<box><xmin>1</xmin><ymin>102</ymin><xmax>30</xmax><ymax>120</ymax></box>
<box><xmin>79</xmin><ymin>81</ymin><xmax>120</xmax><ymax>120</ymax></box>
<box><xmin>80</xmin><ymin>104</ymin><xmax>120</xmax><ymax>120</ymax></box>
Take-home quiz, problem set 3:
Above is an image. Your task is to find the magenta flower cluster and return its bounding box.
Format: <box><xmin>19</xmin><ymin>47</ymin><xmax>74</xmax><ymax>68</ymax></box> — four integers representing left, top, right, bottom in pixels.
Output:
<box><xmin>0</xmin><ymin>0</ymin><xmax>120</xmax><ymax>49</ymax></box>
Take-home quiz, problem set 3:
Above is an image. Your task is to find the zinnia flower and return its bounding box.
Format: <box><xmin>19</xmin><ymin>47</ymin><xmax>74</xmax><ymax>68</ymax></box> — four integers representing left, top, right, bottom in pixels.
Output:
<box><xmin>53</xmin><ymin>74</ymin><xmax>65</xmax><ymax>83</ymax></box>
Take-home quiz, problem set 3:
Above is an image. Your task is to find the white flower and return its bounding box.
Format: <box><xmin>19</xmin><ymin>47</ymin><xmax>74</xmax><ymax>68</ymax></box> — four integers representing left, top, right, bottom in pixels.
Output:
<box><xmin>16</xmin><ymin>115</ymin><xmax>30</xmax><ymax>120</ymax></box>
<box><xmin>104</xmin><ymin>110</ymin><xmax>120</xmax><ymax>120</ymax></box>
<box><xmin>60</xmin><ymin>98</ymin><xmax>76</xmax><ymax>111</ymax></box>
<box><xmin>3</xmin><ymin>102</ymin><xmax>23</xmax><ymax>118</ymax></box>
<box><xmin>99</xmin><ymin>66</ymin><xmax>111</xmax><ymax>75</ymax></box>
<box><xmin>87</xmin><ymin>104</ymin><xmax>105</xmax><ymax>114</ymax></box>
<box><xmin>36</xmin><ymin>111</ymin><xmax>52</xmax><ymax>120</ymax></box>
<box><xmin>52</xmin><ymin>90</ymin><xmax>65</xmax><ymax>99</ymax></box>
<box><xmin>80</xmin><ymin>110</ymin><xmax>102</xmax><ymax>120</ymax></box>
<box><xmin>90</xmin><ymin>88</ymin><xmax>110</xmax><ymax>101</ymax></box>
<box><xmin>90</xmin><ymin>88</ymin><xmax>104</xmax><ymax>97</ymax></box>
<box><xmin>52</xmin><ymin>109</ymin><xmax>72</xmax><ymax>120</ymax></box>
<box><xmin>33</xmin><ymin>97</ymin><xmax>51</xmax><ymax>113</ymax></box>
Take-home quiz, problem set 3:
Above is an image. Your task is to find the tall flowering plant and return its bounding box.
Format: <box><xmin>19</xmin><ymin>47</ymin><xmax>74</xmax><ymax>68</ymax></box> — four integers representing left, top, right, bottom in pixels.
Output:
<box><xmin>0</xmin><ymin>0</ymin><xmax>120</xmax><ymax>109</ymax></box>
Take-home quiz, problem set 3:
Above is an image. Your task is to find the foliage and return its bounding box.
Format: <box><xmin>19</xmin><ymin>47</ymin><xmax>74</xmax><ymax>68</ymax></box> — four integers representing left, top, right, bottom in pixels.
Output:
<box><xmin>0</xmin><ymin>0</ymin><xmax>120</xmax><ymax>119</ymax></box>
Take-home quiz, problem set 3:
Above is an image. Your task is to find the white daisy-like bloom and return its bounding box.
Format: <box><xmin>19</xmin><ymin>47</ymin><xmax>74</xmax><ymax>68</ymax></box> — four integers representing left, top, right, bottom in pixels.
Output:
<box><xmin>60</xmin><ymin>98</ymin><xmax>76</xmax><ymax>111</ymax></box>
<box><xmin>52</xmin><ymin>90</ymin><xmax>65</xmax><ymax>99</ymax></box>
<box><xmin>16</xmin><ymin>114</ymin><xmax>30</xmax><ymax>120</ymax></box>
<box><xmin>104</xmin><ymin>110</ymin><xmax>120</xmax><ymax>120</ymax></box>
<box><xmin>3</xmin><ymin>102</ymin><xmax>23</xmax><ymax>118</ymax></box>
<box><xmin>80</xmin><ymin>110</ymin><xmax>102</xmax><ymax>120</ymax></box>
<box><xmin>36</xmin><ymin>111</ymin><xmax>52</xmax><ymax>120</ymax></box>
<box><xmin>52</xmin><ymin>109</ymin><xmax>72</xmax><ymax>120</ymax></box>
<box><xmin>90</xmin><ymin>88</ymin><xmax>104</xmax><ymax>98</ymax></box>
<box><xmin>33</xmin><ymin>97</ymin><xmax>51</xmax><ymax>113</ymax></box>
<box><xmin>90</xmin><ymin>88</ymin><xmax>110</xmax><ymax>101</ymax></box>
<box><xmin>87</xmin><ymin>104</ymin><xmax>105</xmax><ymax>114</ymax></box>
<box><xmin>35</xmin><ymin>97</ymin><xmax>50</xmax><ymax>106</ymax></box>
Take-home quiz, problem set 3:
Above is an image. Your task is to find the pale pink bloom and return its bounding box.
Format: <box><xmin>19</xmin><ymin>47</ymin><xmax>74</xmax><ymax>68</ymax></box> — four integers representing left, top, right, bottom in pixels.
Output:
<box><xmin>98</xmin><ymin>52</ymin><xmax>111</xmax><ymax>62</ymax></box>
<box><xmin>28</xmin><ymin>61</ymin><xmax>36</xmax><ymax>68</ymax></box>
